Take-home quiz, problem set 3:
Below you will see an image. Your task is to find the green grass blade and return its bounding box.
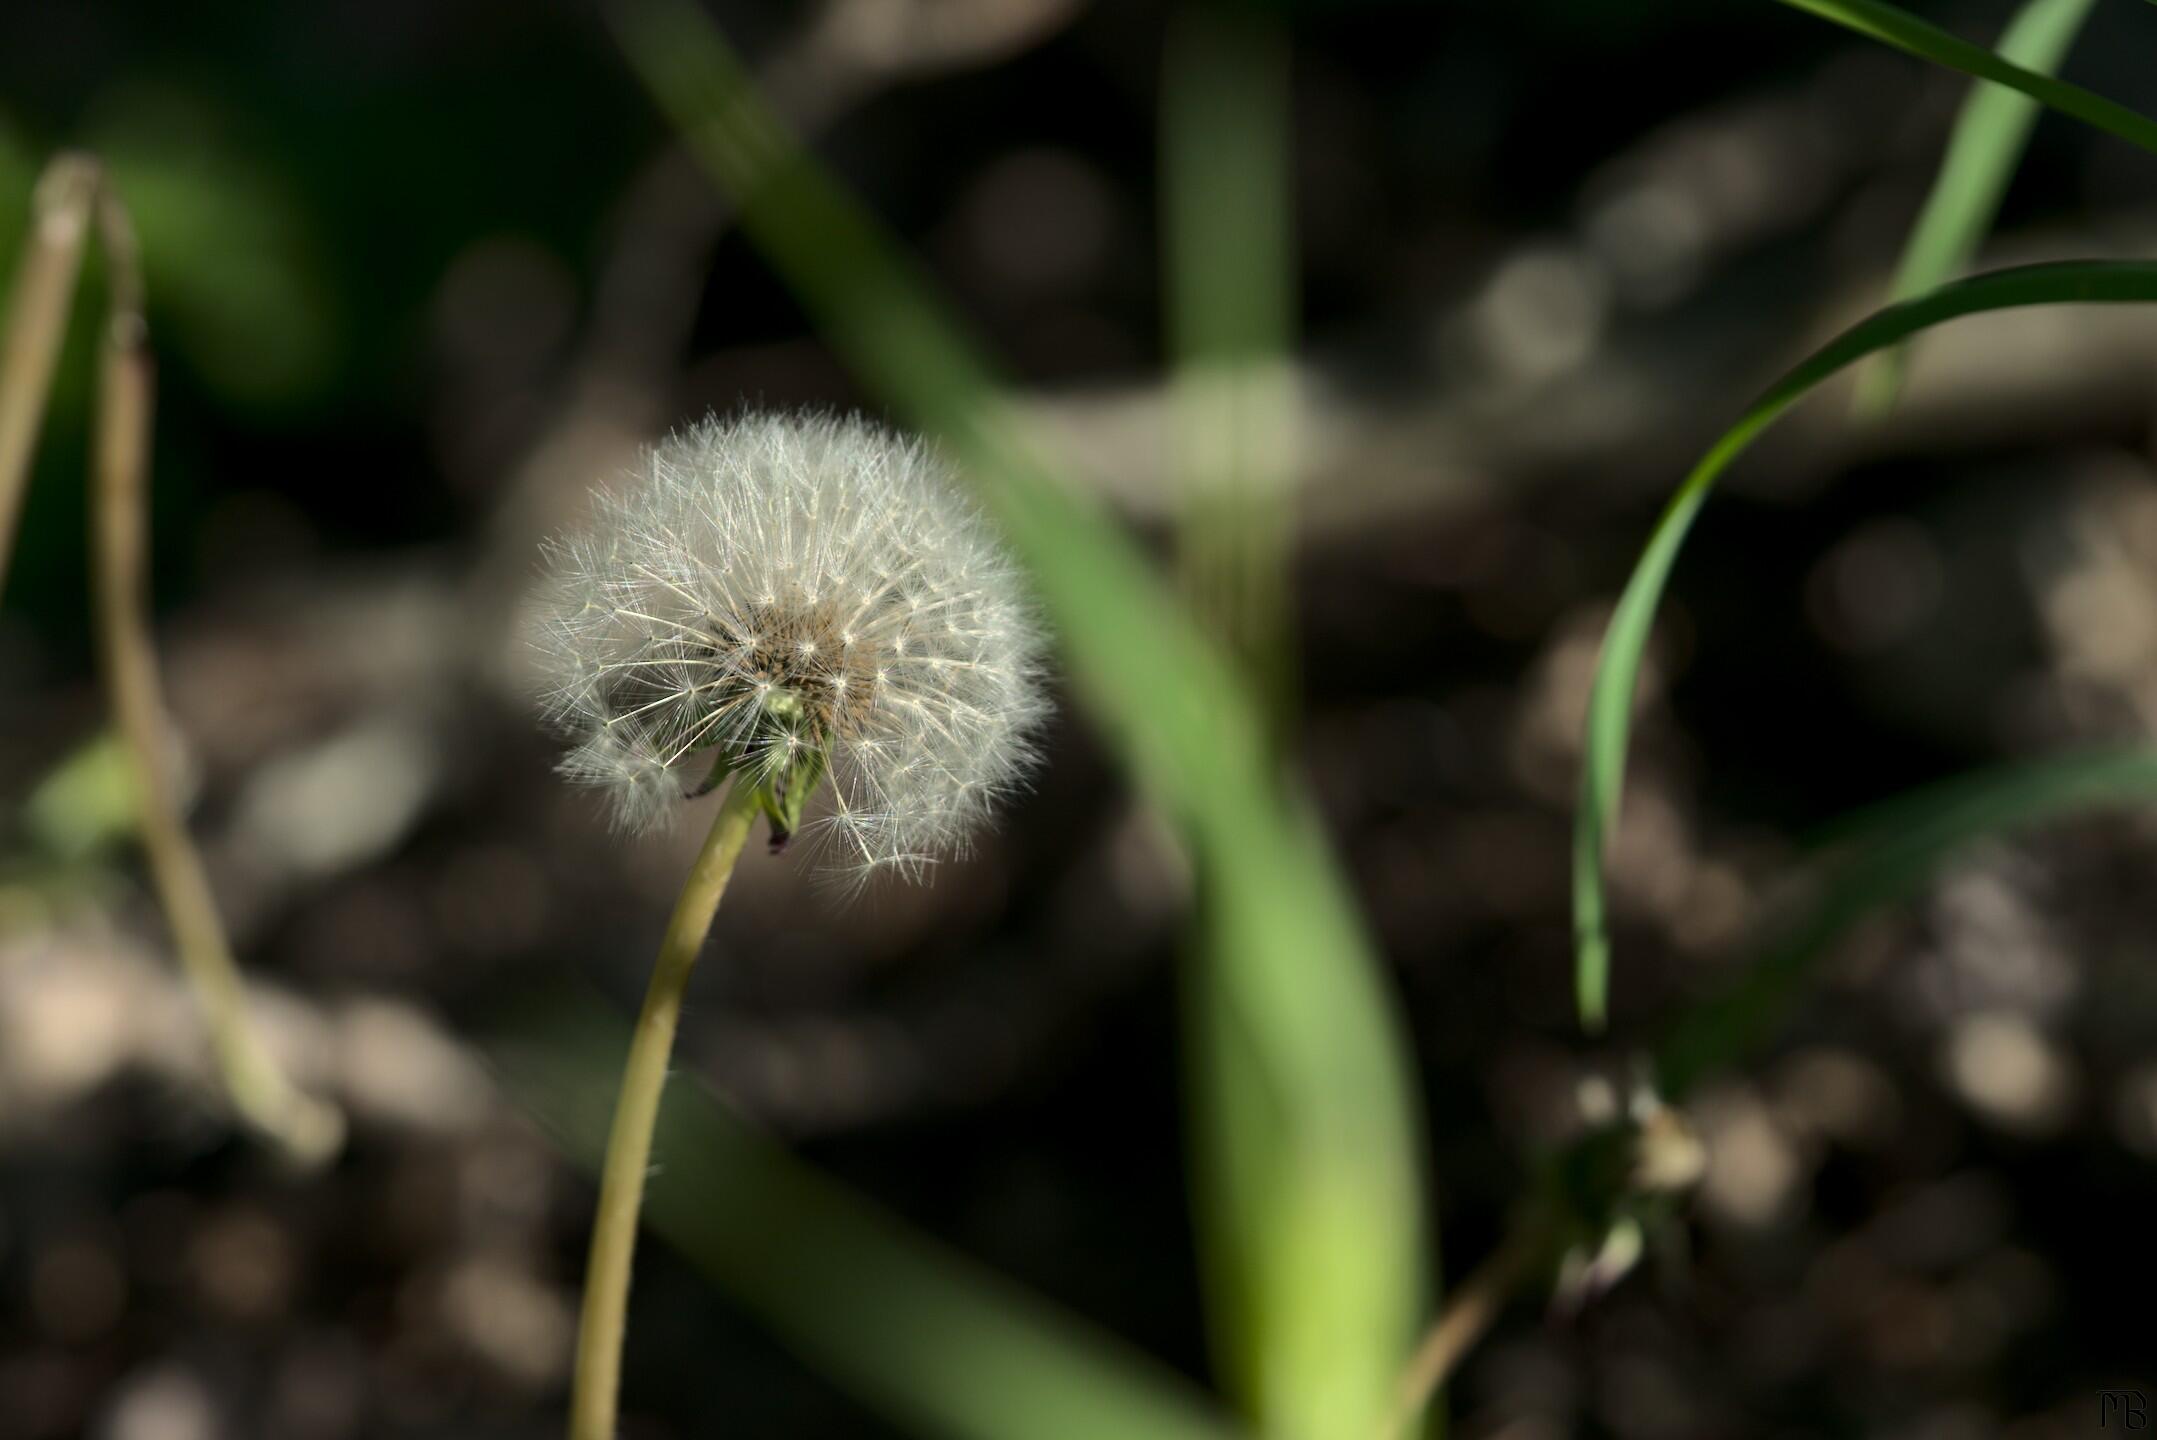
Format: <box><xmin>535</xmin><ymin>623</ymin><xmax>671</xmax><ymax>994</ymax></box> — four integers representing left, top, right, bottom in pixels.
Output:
<box><xmin>1855</xmin><ymin>0</ymin><xmax>2099</xmax><ymax>417</ymax></box>
<box><xmin>1163</xmin><ymin>1</ymin><xmax>1297</xmax><ymax>727</ymax></box>
<box><xmin>1654</xmin><ymin>747</ymin><xmax>2157</xmax><ymax>1096</ymax></box>
<box><xmin>1160</xmin><ymin>8</ymin><xmax>1369</xmax><ymax>1425</ymax></box>
<box><xmin>610</xmin><ymin>5</ymin><xmax>1427</xmax><ymax>1434</ymax></box>
<box><xmin>497</xmin><ymin>1005</ymin><xmax>1250</xmax><ymax>1440</ymax></box>
<box><xmin>1575</xmin><ymin>258</ymin><xmax>2157</xmax><ymax>1030</ymax></box>
<box><xmin>1773</xmin><ymin>0</ymin><xmax>2157</xmax><ymax>158</ymax></box>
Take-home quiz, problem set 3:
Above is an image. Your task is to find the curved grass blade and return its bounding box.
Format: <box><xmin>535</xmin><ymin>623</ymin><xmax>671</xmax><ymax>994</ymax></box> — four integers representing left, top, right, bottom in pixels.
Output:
<box><xmin>1773</xmin><ymin>0</ymin><xmax>2157</xmax><ymax>159</ymax></box>
<box><xmin>1459</xmin><ymin>748</ymin><xmax>2157</xmax><ymax>1395</ymax></box>
<box><xmin>1855</xmin><ymin>0</ymin><xmax>2099</xmax><ymax>417</ymax></box>
<box><xmin>498</xmin><ymin>1003</ymin><xmax>1250</xmax><ymax>1440</ymax></box>
<box><xmin>1655</xmin><ymin>746</ymin><xmax>2157</xmax><ymax>1096</ymax></box>
<box><xmin>609</xmin><ymin>5</ymin><xmax>1428</xmax><ymax>1434</ymax></box>
<box><xmin>1575</xmin><ymin>258</ymin><xmax>2157</xmax><ymax>1030</ymax></box>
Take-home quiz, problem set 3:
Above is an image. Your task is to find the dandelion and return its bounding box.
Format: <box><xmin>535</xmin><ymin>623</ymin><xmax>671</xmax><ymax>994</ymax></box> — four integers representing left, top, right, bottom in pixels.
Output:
<box><xmin>528</xmin><ymin>410</ymin><xmax>1048</xmax><ymax>877</ymax></box>
<box><xmin>527</xmin><ymin>411</ymin><xmax>1048</xmax><ymax>1440</ymax></box>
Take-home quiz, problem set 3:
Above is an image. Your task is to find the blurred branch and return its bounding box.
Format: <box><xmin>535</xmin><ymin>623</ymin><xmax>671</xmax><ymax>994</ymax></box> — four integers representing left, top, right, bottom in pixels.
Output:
<box><xmin>0</xmin><ymin>154</ymin><xmax>97</xmax><ymax>597</ymax></box>
<box><xmin>0</xmin><ymin>151</ymin><xmax>344</xmax><ymax>1165</ymax></box>
<box><xmin>765</xmin><ymin>0</ymin><xmax>1086</xmax><ymax>130</ymax></box>
<box><xmin>90</xmin><ymin>178</ymin><xmax>345</xmax><ymax>1166</ymax></box>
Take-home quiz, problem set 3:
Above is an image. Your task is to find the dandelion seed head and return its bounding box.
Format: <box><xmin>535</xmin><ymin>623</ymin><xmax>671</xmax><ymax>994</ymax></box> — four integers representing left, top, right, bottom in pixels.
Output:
<box><xmin>525</xmin><ymin>411</ymin><xmax>1050</xmax><ymax>878</ymax></box>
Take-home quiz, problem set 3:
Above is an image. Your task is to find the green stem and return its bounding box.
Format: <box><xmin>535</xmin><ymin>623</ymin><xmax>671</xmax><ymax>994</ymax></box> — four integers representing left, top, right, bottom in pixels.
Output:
<box><xmin>569</xmin><ymin>778</ymin><xmax>762</xmax><ymax>1440</ymax></box>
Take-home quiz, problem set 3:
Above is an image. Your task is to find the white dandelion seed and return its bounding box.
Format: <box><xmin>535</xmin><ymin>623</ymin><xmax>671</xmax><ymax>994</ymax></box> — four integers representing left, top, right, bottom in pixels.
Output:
<box><xmin>525</xmin><ymin>411</ymin><xmax>1050</xmax><ymax>880</ymax></box>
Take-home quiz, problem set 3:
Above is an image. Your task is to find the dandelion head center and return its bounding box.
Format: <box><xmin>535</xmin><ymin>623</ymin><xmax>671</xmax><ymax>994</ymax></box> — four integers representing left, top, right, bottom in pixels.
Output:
<box><xmin>717</xmin><ymin>597</ymin><xmax>882</xmax><ymax>746</ymax></box>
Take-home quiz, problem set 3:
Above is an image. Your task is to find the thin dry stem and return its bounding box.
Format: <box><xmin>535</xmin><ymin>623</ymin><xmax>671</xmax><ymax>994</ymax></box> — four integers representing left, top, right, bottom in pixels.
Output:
<box><xmin>0</xmin><ymin>153</ymin><xmax>99</xmax><ymax>595</ymax></box>
<box><xmin>0</xmin><ymin>154</ymin><xmax>347</xmax><ymax>1166</ymax></box>
<box><xmin>1386</xmin><ymin>1214</ymin><xmax>1551</xmax><ymax>1439</ymax></box>
<box><xmin>569</xmin><ymin>779</ymin><xmax>762</xmax><ymax>1440</ymax></box>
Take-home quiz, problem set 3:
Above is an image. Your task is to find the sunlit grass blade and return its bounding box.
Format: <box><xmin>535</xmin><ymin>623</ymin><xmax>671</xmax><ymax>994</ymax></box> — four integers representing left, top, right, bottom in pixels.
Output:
<box><xmin>497</xmin><ymin>1004</ymin><xmax>1250</xmax><ymax>1440</ymax></box>
<box><xmin>609</xmin><ymin>4</ymin><xmax>1427</xmax><ymax>1434</ymax></box>
<box><xmin>1163</xmin><ymin>1</ymin><xmax>1296</xmax><ymax>729</ymax></box>
<box><xmin>1655</xmin><ymin>746</ymin><xmax>2157</xmax><ymax>1096</ymax></box>
<box><xmin>1574</xmin><ymin>258</ymin><xmax>2157</xmax><ymax>1031</ymax></box>
<box><xmin>1855</xmin><ymin>0</ymin><xmax>2098</xmax><ymax>417</ymax></box>
<box><xmin>1772</xmin><ymin>0</ymin><xmax>2157</xmax><ymax>158</ymax></box>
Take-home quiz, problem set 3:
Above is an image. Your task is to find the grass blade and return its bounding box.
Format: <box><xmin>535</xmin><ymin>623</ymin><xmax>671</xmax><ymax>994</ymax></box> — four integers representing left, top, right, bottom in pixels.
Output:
<box><xmin>1575</xmin><ymin>258</ymin><xmax>2157</xmax><ymax>1030</ymax></box>
<box><xmin>1855</xmin><ymin>0</ymin><xmax>2099</xmax><ymax>417</ymax></box>
<box><xmin>1163</xmin><ymin>1</ymin><xmax>1297</xmax><ymax>727</ymax></box>
<box><xmin>497</xmin><ymin>1005</ymin><xmax>1249</xmax><ymax>1440</ymax></box>
<box><xmin>610</xmin><ymin>5</ymin><xmax>1427</xmax><ymax>1434</ymax></box>
<box><xmin>1773</xmin><ymin>0</ymin><xmax>2157</xmax><ymax>159</ymax></box>
<box><xmin>1160</xmin><ymin>7</ymin><xmax>1383</xmax><ymax>1426</ymax></box>
<box><xmin>1655</xmin><ymin>747</ymin><xmax>2157</xmax><ymax>1096</ymax></box>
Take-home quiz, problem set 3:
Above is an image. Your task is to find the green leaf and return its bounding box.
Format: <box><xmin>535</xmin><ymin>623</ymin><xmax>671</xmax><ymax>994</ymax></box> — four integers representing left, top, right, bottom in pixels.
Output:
<box><xmin>1574</xmin><ymin>259</ymin><xmax>2157</xmax><ymax>1030</ymax></box>
<box><xmin>497</xmin><ymin>1004</ymin><xmax>1249</xmax><ymax>1440</ymax></box>
<box><xmin>22</xmin><ymin>732</ymin><xmax>136</xmax><ymax>862</ymax></box>
<box><xmin>1772</xmin><ymin>0</ymin><xmax>2157</xmax><ymax>159</ymax></box>
<box><xmin>610</xmin><ymin>5</ymin><xmax>1427</xmax><ymax>1435</ymax></box>
<box><xmin>1654</xmin><ymin>747</ymin><xmax>2157</xmax><ymax>1097</ymax></box>
<box><xmin>1855</xmin><ymin>0</ymin><xmax>2099</xmax><ymax>417</ymax></box>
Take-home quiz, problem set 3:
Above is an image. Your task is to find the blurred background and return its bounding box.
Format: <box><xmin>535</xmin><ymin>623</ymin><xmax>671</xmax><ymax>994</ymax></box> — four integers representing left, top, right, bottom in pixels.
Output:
<box><xmin>5</xmin><ymin>0</ymin><xmax>2157</xmax><ymax>1435</ymax></box>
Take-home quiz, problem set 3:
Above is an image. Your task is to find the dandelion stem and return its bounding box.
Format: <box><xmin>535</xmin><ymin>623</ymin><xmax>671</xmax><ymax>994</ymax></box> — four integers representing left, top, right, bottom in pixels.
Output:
<box><xmin>569</xmin><ymin>777</ymin><xmax>762</xmax><ymax>1440</ymax></box>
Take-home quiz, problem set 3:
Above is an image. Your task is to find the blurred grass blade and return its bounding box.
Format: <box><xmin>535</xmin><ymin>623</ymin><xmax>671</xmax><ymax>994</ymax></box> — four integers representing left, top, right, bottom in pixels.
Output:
<box><xmin>1163</xmin><ymin>1</ymin><xmax>1297</xmax><ymax>728</ymax></box>
<box><xmin>1655</xmin><ymin>747</ymin><xmax>2157</xmax><ymax>1096</ymax></box>
<box><xmin>1855</xmin><ymin>0</ymin><xmax>2098</xmax><ymax>417</ymax></box>
<box><xmin>612</xmin><ymin>4</ymin><xmax>1426</xmax><ymax>1434</ymax></box>
<box><xmin>1160</xmin><ymin>8</ymin><xmax>1362</xmax><ymax>1424</ymax></box>
<box><xmin>1773</xmin><ymin>0</ymin><xmax>2157</xmax><ymax>158</ymax></box>
<box><xmin>89</xmin><ymin>186</ymin><xmax>345</xmax><ymax>1166</ymax></box>
<box><xmin>1574</xmin><ymin>258</ymin><xmax>2157</xmax><ymax>1031</ymax></box>
<box><xmin>498</xmin><ymin>1005</ymin><xmax>1249</xmax><ymax>1440</ymax></box>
